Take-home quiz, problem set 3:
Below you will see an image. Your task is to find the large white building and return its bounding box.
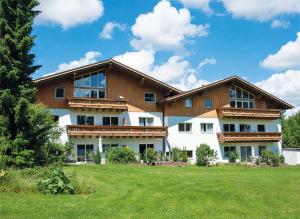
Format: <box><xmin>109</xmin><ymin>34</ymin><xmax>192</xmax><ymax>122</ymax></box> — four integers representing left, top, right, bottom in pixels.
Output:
<box><xmin>35</xmin><ymin>59</ymin><xmax>292</xmax><ymax>163</ymax></box>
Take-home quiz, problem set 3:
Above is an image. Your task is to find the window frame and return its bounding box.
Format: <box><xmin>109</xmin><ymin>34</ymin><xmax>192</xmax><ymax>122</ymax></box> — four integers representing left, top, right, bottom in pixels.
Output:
<box><xmin>77</xmin><ymin>144</ymin><xmax>94</xmax><ymax>162</ymax></box>
<box><xmin>102</xmin><ymin>117</ymin><xmax>119</xmax><ymax>126</ymax></box>
<box><xmin>240</xmin><ymin>124</ymin><xmax>251</xmax><ymax>132</ymax></box>
<box><xmin>139</xmin><ymin>117</ymin><xmax>154</xmax><ymax>126</ymax></box>
<box><xmin>55</xmin><ymin>87</ymin><xmax>65</xmax><ymax>99</ymax></box>
<box><xmin>223</xmin><ymin>124</ymin><xmax>235</xmax><ymax>132</ymax></box>
<box><xmin>258</xmin><ymin>146</ymin><xmax>266</xmax><ymax>156</ymax></box>
<box><xmin>184</xmin><ymin>98</ymin><xmax>193</xmax><ymax>108</ymax></box>
<box><xmin>224</xmin><ymin>146</ymin><xmax>236</xmax><ymax>158</ymax></box>
<box><xmin>257</xmin><ymin>124</ymin><xmax>266</xmax><ymax>132</ymax></box>
<box><xmin>204</xmin><ymin>97</ymin><xmax>212</xmax><ymax>109</ymax></box>
<box><xmin>77</xmin><ymin>115</ymin><xmax>94</xmax><ymax>125</ymax></box>
<box><xmin>200</xmin><ymin>123</ymin><xmax>214</xmax><ymax>134</ymax></box>
<box><xmin>144</xmin><ymin>92</ymin><xmax>156</xmax><ymax>103</ymax></box>
<box><xmin>178</xmin><ymin>123</ymin><xmax>192</xmax><ymax>133</ymax></box>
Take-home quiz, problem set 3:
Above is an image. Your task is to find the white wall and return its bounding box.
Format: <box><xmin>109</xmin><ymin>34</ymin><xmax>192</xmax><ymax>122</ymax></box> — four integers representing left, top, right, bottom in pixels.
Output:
<box><xmin>283</xmin><ymin>149</ymin><xmax>300</xmax><ymax>165</ymax></box>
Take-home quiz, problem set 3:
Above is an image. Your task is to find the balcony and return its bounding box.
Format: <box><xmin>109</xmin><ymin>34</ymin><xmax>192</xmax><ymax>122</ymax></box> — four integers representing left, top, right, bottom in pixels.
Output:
<box><xmin>67</xmin><ymin>125</ymin><xmax>167</xmax><ymax>138</ymax></box>
<box><xmin>217</xmin><ymin>132</ymin><xmax>281</xmax><ymax>143</ymax></box>
<box><xmin>68</xmin><ymin>97</ymin><xmax>127</xmax><ymax>111</ymax></box>
<box><xmin>217</xmin><ymin>107</ymin><xmax>281</xmax><ymax>120</ymax></box>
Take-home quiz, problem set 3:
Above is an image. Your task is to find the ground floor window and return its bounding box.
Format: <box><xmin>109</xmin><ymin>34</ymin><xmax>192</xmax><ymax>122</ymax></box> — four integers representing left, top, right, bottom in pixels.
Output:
<box><xmin>224</xmin><ymin>146</ymin><xmax>236</xmax><ymax>158</ymax></box>
<box><xmin>240</xmin><ymin>146</ymin><xmax>252</xmax><ymax>162</ymax></box>
<box><xmin>187</xmin><ymin>150</ymin><xmax>193</xmax><ymax>158</ymax></box>
<box><xmin>139</xmin><ymin>144</ymin><xmax>154</xmax><ymax>159</ymax></box>
<box><xmin>258</xmin><ymin>146</ymin><xmax>266</xmax><ymax>156</ymax></box>
<box><xmin>77</xmin><ymin>144</ymin><xmax>94</xmax><ymax>162</ymax></box>
<box><xmin>102</xmin><ymin>144</ymin><xmax>119</xmax><ymax>153</ymax></box>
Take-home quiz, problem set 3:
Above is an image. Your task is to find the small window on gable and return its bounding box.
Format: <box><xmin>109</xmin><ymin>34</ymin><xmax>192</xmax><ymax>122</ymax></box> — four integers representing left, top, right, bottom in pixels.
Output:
<box><xmin>205</xmin><ymin>97</ymin><xmax>212</xmax><ymax>109</ymax></box>
<box><xmin>185</xmin><ymin>98</ymin><xmax>193</xmax><ymax>108</ymax></box>
<box><xmin>55</xmin><ymin>88</ymin><xmax>65</xmax><ymax>99</ymax></box>
<box><xmin>144</xmin><ymin>92</ymin><xmax>156</xmax><ymax>103</ymax></box>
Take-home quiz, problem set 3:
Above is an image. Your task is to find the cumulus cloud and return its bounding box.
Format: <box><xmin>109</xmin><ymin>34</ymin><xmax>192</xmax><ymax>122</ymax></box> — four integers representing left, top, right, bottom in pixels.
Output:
<box><xmin>197</xmin><ymin>57</ymin><xmax>216</xmax><ymax>70</ymax></box>
<box><xmin>271</xmin><ymin>19</ymin><xmax>290</xmax><ymax>29</ymax></box>
<box><xmin>44</xmin><ymin>51</ymin><xmax>101</xmax><ymax>76</ymax></box>
<box><xmin>220</xmin><ymin>0</ymin><xmax>300</xmax><ymax>22</ymax></box>
<box><xmin>177</xmin><ymin>0</ymin><xmax>212</xmax><ymax>14</ymax></box>
<box><xmin>130</xmin><ymin>0</ymin><xmax>209</xmax><ymax>52</ymax></box>
<box><xmin>35</xmin><ymin>0</ymin><xmax>104</xmax><ymax>29</ymax></box>
<box><xmin>100</xmin><ymin>22</ymin><xmax>126</xmax><ymax>40</ymax></box>
<box><xmin>114</xmin><ymin>50</ymin><xmax>208</xmax><ymax>90</ymax></box>
<box><xmin>260</xmin><ymin>32</ymin><xmax>300</xmax><ymax>70</ymax></box>
<box><xmin>255</xmin><ymin>70</ymin><xmax>300</xmax><ymax>116</ymax></box>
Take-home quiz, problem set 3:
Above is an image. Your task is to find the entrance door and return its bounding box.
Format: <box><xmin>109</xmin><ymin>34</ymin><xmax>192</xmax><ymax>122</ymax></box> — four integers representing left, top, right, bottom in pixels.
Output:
<box><xmin>240</xmin><ymin>146</ymin><xmax>252</xmax><ymax>162</ymax></box>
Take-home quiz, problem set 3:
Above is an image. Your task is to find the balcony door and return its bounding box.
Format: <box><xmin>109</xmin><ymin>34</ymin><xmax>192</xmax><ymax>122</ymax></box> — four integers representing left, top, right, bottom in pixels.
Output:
<box><xmin>240</xmin><ymin>146</ymin><xmax>252</xmax><ymax>162</ymax></box>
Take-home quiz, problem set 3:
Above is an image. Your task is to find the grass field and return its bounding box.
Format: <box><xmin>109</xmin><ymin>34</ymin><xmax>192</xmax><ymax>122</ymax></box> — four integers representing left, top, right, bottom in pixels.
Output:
<box><xmin>1</xmin><ymin>164</ymin><xmax>300</xmax><ymax>219</ymax></box>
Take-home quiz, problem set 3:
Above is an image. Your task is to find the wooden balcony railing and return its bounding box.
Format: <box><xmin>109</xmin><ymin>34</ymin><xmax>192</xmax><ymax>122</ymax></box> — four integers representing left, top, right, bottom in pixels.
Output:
<box><xmin>67</xmin><ymin>125</ymin><xmax>167</xmax><ymax>138</ymax></box>
<box><xmin>217</xmin><ymin>107</ymin><xmax>281</xmax><ymax>119</ymax></box>
<box><xmin>217</xmin><ymin>132</ymin><xmax>281</xmax><ymax>143</ymax></box>
<box><xmin>68</xmin><ymin>97</ymin><xmax>127</xmax><ymax>111</ymax></box>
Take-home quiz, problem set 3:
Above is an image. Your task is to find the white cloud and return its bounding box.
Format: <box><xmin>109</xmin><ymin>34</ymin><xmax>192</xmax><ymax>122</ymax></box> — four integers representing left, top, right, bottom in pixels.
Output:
<box><xmin>44</xmin><ymin>51</ymin><xmax>101</xmax><ymax>76</ymax></box>
<box><xmin>130</xmin><ymin>0</ymin><xmax>209</xmax><ymax>51</ymax></box>
<box><xmin>271</xmin><ymin>19</ymin><xmax>290</xmax><ymax>29</ymax></box>
<box><xmin>255</xmin><ymin>70</ymin><xmax>300</xmax><ymax>116</ymax></box>
<box><xmin>100</xmin><ymin>22</ymin><xmax>126</xmax><ymax>40</ymax></box>
<box><xmin>220</xmin><ymin>0</ymin><xmax>300</xmax><ymax>22</ymax></box>
<box><xmin>36</xmin><ymin>0</ymin><xmax>104</xmax><ymax>29</ymax></box>
<box><xmin>177</xmin><ymin>0</ymin><xmax>212</xmax><ymax>14</ymax></box>
<box><xmin>260</xmin><ymin>32</ymin><xmax>300</xmax><ymax>70</ymax></box>
<box><xmin>198</xmin><ymin>57</ymin><xmax>216</xmax><ymax>70</ymax></box>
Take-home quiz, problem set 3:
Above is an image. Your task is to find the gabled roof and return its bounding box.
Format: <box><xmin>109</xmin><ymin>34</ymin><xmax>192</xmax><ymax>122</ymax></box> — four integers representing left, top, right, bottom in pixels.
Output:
<box><xmin>34</xmin><ymin>59</ymin><xmax>182</xmax><ymax>94</ymax></box>
<box><xmin>160</xmin><ymin>76</ymin><xmax>293</xmax><ymax>109</ymax></box>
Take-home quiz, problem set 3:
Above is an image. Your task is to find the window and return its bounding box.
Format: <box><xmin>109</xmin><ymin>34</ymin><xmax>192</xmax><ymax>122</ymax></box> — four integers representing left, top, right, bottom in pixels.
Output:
<box><xmin>224</xmin><ymin>146</ymin><xmax>236</xmax><ymax>158</ymax></box>
<box><xmin>178</xmin><ymin>123</ymin><xmax>192</xmax><ymax>132</ymax></box>
<box><xmin>258</xmin><ymin>146</ymin><xmax>266</xmax><ymax>156</ymax></box>
<box><xmin>55</xmin><ymin>88</ymin><xmax>65</xmax><ymax>99</ymax></box>
<box><xmin>102</xmin><ymin>144</ymin><xmax>118</xmax><ymax>153</ymax></box>
<box><xmin>77</xmin><ymin>115</ymin><xmax>94</xmax><ymax>125</ymax></box>
<box><xmin>229</xmin><ymin>85</ymin><xmax>255</xmax><ymax>109</ymax></box>
<box><xmin>200</xmin><ymin>123</ymin><xmax>213</xmax><ymax>133</ymax></box>
<box><xmin>74</xmin><ymin>71</ymin><xmax>106</xmax><ymax>98</ymax></box>
<box><xmin>144</xmin><ymin>92</ymin><xmax>156</xmax><ymax>103</ymax></box>
<box><xmin>185</xmin><ymin>98</ymin><xmax>193</xmax><ymax>108</ymax></box>
<box><xmin>52</xmin><ymin>115</ymin><xmax>59</xmax><ymax>122</ymax></box>
<box><xmin>257</xmin><ymin>124</ymin><xmax>265</xmax><ymax>132</ymax></box>
<box><xmin>187</xmin><ymin>150</ymin><xmax>193</xmax><ymax>158</ymax></box>
<box><xmin>223</xmin><ymin>124</ymin><xmax>235</xmax><ymax>132</ymax></box>
<box><xmin>240</xmin><ymin>124</ymin><xmax>251</xmax><ymax>132</ymax></box>
<box><xmin>139</xmin><ymin>117</ymin><xmax>154</xmax><ymax>126</ymax></box>
<box><xmin>77</xmin><ymin>144</ymin><xmax>94</xmax><ymax>162</ymax></box>
<box><xmin>103</xmin><ymin>117</ymin><xmax>119</xmax><ymax>126</ymax></box>
<box><xmin>139</xmin><ymin>144</ymin><xmax>154</xmax><ymax>155</ymax></box>
<box><xmin>204</xmin><ymin>97</ymin><xmax>212</xmax><ymax>108</ymax></box>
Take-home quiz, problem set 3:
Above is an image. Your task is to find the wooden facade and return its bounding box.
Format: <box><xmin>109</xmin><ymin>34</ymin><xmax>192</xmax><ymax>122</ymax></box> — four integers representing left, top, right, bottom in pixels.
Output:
<box><xmin>217</xmin><ymin>132</ymin><xmax>281</xmax><ymax>143</ymax></box>
<box><xmin>67</xmin><ymin>125</ymin><xmax>167</xmax><ymax>138</ymax></box>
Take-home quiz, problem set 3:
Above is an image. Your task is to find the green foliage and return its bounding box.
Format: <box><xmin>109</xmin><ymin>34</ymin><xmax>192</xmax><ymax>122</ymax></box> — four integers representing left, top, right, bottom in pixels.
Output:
<box><xmin>172</xmin><ymin>148</ymin><xmax>181</xmax><ymax>162</ymax></box>
<box><xmin>261</xmin><ymin>150</ymin><xmax>273</xmax><ymax>165</ymax></box>
<box><xmin>106</xmin><ymin>146</ymin><xmax>136</xmax><ymax>164</ymax></box>
<box><xmin>282</xmin><ymin>111</ymin><xmax>300</xmax><ymax>148</ymax></box>
<box><xmin>228</xmin><ymin>151</ymin><xmax>238</xmax><ymax>163</ymax></box>
<box><xmin>37</xmin><ymin>165</ymin><xmax>74</xmax><ymax>195</ymax></box>
<box><xmin>181</xmin><ymin>147</ymin><xmax>188</xmax><ymax>162</ymax></box>
<box><xmin>94</xmin><ymin>148</ymin><xmax>101</xmax><ymax>164</ymax></box>
<box><xmin>143</xmin><ymin>148</ymin><xmax>157</xmax><ymax>164</ymax></box>
<box><xmin>261</xmin><ymin>150</ymin><xmax>284</xmax><ymax>167</ymax></box>
<box><xmin>196</xmin><ymin>144</ymin><xmax>217</xmax><ymax>166</ymax></box>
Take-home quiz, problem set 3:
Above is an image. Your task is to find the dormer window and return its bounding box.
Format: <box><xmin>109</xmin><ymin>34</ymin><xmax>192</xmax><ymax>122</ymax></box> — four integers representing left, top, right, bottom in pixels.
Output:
<box><xmin>74</xmin><ymin>71</ymin><xmax>106</xmax><ymax>98</ymax></box>
<box><xmin>229</xmin><ymin>85</ymin><xmax>255</xmax><ymax>109</ymax></box>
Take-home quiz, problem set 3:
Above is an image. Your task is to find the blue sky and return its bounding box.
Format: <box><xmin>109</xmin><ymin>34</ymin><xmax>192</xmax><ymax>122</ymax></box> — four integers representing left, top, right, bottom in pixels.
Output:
<box><xmin>32</xmin><ymin>0</ymin><xmax>300</xmax><ymax>112</ymax></box>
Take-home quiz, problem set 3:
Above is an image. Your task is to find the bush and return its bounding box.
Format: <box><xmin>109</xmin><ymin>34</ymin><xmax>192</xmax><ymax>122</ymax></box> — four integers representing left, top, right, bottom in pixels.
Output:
<box><xmin>181</xmin><ymin>147</ymin><xmax>188</xmax><ymax>162</ymax></box>
<box><xmin>172</xmin><ymin>148</ymin><xmax>181</xmax><ymax>162</ymax></box>
<box><xmin>106</xmin><ymin>146</ymin><xmax>136</xmax><ymax>164</ymax></box>
<box><xmin>228</xmin><ymin>151</ymin><xmax>238</xmax><ymax>163</ymax></box>
<box><xmin>143</xmin><ymin>148</ymin><xmax>157</xmax><ymax>164</ymax></box>
<box><xmin>261</xmin><ymin>150</ymin><xmax>284</xmax><ymax>167</ymax></box>
<box><xmin>37</xmin><ymin>165</ymin><xmax>74</xmax><ymax>195</ymax></box>
<box><xmin>196</xmin><ymin>144</ymin><xmax>217</xmax><ymax>166</ymax></box>
<box><xmin>280</xmin><ymin>155</ymin><xmax>285</xmax><ymax>164</ymax></box>
<box><xmin>94</xmin><ymin>148</ymin><xmax>101</xmax><ymax>164</ymax></box>
<box><xmin>261</xmin><ymin>150</ymin><xmax>273</xmax><ymax>165</ymax></box>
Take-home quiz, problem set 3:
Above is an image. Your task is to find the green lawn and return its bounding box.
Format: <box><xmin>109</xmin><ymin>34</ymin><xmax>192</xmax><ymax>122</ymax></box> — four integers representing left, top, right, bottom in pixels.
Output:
<box><xmin>1</xmin><ymin>165</ymin><xmax>300</xmax><ymax>219</ymax></box>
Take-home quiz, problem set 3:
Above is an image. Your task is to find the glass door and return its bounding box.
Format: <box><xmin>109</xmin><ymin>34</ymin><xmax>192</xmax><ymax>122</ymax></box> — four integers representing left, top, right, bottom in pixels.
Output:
<box><xmin>240</xmin><ymin>146</ymin><xmax>252</xmax><ymax>162</ymax></box>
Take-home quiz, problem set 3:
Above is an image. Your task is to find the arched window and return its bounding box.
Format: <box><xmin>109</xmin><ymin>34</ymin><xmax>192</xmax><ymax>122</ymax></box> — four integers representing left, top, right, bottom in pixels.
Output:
<box><xmin>229</xmin><ymin>85</ymin><xmax>255</xmax><ymax>108</ymax></box>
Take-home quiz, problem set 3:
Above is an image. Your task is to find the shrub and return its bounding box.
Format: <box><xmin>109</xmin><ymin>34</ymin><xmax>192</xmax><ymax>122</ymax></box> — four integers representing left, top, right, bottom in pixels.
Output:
<box><xmin>228</xmin><ymin>151</ymin><xmax>238</xmax><ymax>163</ymax></box>
<box><xmin>94</xmin><ymin>148</ymin><xmax>101</xmax><ymax>164</ymax></box>
<box><xmin>143</xmin><ymin>148</ymin><xmax>157</xmax><ymax>164</ymax></box>
<box><xmin>270</xmin><ymin>153</ymin><xmax>281</xmax><ymax>167</ymax></box>
<box><xmin>280</xmin><ymin>155</ymin><xmax>285</xmax><ymax>164</ymax></box>
<box><xmin>37</xmin><ymin>165</ymin><xmax>74</xmax><ymax>195</ymax></box>
<box><xmin>196</xmin><ymin>144</ymin><xmax>217</xmax><ymax>166</ymax></box>
<box><xmin>106</xmin><ymin>146</ymin><xmax>136</xmax><ymax>164</ymax></box>
<box><xmin>261</xmin><ymin>150</ymin><xmax>273</xmax><ymax>165</ymax></box>
<box><xmin>181</xmin><ymin>147</ymin><xmax>188</xmax><ymax>162</ymax></box>
<box><xmin>255</xmin><ymin>157</ymin><xmax>261</xmax><ymax>166</ymax></box>
<box><xmin>261</xmin><ymin>150</ymin><xmax>284</xmax><ymax>167</ymax></box>
<box><xmin>172</xmin><ymin>148</ymin><xmax>181</xmax><ymax>162</ymax></box>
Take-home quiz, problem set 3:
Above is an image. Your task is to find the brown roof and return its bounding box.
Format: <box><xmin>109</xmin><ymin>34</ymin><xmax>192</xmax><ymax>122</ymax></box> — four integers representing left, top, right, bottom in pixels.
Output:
<box><xmin>34</xmin><ymin>59</ymin><xmax>182</xmax><ymax>94</ymax></box>
<box><xmin>160</xmin><ymin>76</ymin><xmax>293</xmax><ymax>109</ymax></box>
